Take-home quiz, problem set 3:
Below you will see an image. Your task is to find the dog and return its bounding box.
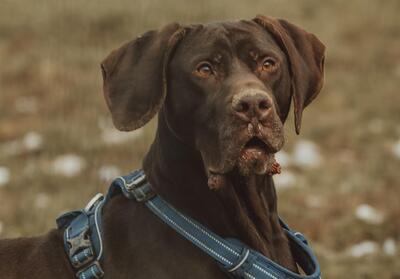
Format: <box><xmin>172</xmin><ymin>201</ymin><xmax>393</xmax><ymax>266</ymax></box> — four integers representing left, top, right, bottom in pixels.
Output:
<box><xmin>0</xmin><ymin>15</ymin><xmax>325</xmax><ymax>278</ymax></box>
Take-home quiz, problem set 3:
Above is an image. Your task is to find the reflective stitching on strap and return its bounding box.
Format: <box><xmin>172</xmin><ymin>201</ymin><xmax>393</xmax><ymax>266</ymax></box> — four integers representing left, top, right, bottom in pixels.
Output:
<box><xmin>149</xmin><ymin>197</ymin><xmax>312</xmax><ymax>279</ymax></box>
<box><xmin>253</xmin><ymin>264</ymin><xmax>279</xmax><ymax>279</ymax></box>
<box><xmin>245</xmin><ymin>272</ymin><xmax>256</xmax><ymax>279</ymax></box>
<box><xmin>168</xmin><ymin>202</ymin><xmax>240</xmax><ymax>257</ymax></box>
<box><xmin>147</xmin><ymin>200</ymin><xmax>233</xmax><ymax>265</ymax></box>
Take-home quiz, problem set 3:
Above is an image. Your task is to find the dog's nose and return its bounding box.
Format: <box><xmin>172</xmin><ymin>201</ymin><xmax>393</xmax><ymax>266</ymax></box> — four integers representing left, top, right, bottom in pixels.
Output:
<box><xmin>232</xmin><ymin>91</ymin><xmax>272</xmax><ymax>121</ymax></box>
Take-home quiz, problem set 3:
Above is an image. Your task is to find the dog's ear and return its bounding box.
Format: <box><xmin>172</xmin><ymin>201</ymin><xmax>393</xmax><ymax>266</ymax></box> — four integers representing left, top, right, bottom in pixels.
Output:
<box><xmin>101</xmin><ymin>23</ymin><xmax>186</xmax><ymax>131</ymax></box>
<box><xmin>253</xmin><ymin>15</ymin><xmax>325</xmax><ymax>134</ymax></box>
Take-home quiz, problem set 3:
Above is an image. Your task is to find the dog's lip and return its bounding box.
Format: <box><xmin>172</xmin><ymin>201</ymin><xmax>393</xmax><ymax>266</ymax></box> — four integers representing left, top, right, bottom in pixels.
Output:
<box><xmin>207</xmin><ymin>136</ymin><xmax>276</xmax><ymax>176</ymax></box>
<box><xmin>242</xmin><ymin>136</ymin><xmax>272</xmax><ymax>152</ymax></box>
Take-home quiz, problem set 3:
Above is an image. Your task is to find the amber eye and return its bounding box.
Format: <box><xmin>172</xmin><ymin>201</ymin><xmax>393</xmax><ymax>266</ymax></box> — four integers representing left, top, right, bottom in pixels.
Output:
<box><xmin>262</xmin><ymin>57</ymin><xmax>277</xmax><ymax>71</ymax></box>
<box><xmin>196</xmin><ymin>62</ymin><xmax>214</xmax><ymax>77</ymax></box>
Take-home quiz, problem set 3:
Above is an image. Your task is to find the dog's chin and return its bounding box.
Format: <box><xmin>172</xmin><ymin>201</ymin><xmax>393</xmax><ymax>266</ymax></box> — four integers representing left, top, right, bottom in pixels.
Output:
<box><xmin>235</xmin><ymin>136</ymin><xmax>281</xmax><ymax>176</ymax></box>
<box><xmin>237</xmin><ymin>146</ymin><xmax>277</xmax><ymax>176</ymax></box>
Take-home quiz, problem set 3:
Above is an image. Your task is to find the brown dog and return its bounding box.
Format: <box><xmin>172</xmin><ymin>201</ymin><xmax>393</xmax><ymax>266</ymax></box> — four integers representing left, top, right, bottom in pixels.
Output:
<box><xmin>0</xmin><ymin>15</ymin><xmax>325</xmax><ymax>278</ymax></box>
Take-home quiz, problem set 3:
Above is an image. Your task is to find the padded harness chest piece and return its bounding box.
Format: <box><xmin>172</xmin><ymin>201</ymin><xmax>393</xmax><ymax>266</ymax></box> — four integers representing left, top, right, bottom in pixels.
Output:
<box><xmin>57</xmin><ymin>193</ymin><xmax>106</xmax><ymax>279</ymax></box>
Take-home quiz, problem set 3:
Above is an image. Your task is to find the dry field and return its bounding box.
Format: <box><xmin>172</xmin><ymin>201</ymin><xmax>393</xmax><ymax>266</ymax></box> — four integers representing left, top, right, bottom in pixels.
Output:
<box><xmin>0</xmin><ymin>0</ymin><xmax>399</xmax><ymax>278</ymax></box>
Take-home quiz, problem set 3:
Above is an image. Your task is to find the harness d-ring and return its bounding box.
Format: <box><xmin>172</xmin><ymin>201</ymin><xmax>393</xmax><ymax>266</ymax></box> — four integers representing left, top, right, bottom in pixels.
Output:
<box><xmin>227</xmin><ymin>248</ymin><xmax>250</xmax><ymax>273</ymax></box>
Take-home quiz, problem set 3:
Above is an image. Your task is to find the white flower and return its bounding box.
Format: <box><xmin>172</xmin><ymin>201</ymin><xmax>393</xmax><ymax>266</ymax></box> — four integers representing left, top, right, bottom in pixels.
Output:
<box><xmin>52</xmin><ymin>154</ymin><xmax>86</xmax><ymax>177</ymax></box>
<box><xmin>1</xmin><ymin>131</ymin><xmax>43</xmax><ymax>157</ymax></box>
<box><xmin>355</xmin><ymin>204</ymin><xmax>384</xmax><ymax>225</ymax></box>
<box><xmin>383</xmin><ymin>238</ymin><xmax>396</xmax><ymax>256</ymax></box>
<box><xmin>292</xmin><ymin>140</ymin><xmax>322</xmax><ymax>168</ymax></box>
<box><xmin>348</xmin><ymin>241</ymin><xmax>378</xmax><ymax>258</ymax></box>
<box><xmin>275</xmin><ymin>151</ymin><xmax>291</xmax><ymax>168</ymax></box>
<box><xmin>23</xmin><ymin>131</ymin><xmax>43</xmax><ymax>151</ymax></box>
<box><xmin>0</xmin><ymin>167</ymin><xmax>10</xmax><ymax>187</ymax></box>
<box><xmin>98</xmin><ymin>165</ymin><xmax>121</xmax><ymax>182</ymax></box>
<box><xmin>392</xmin><ymin>140</ymin><xmax>400</xmax><ymax>159</ymax></box>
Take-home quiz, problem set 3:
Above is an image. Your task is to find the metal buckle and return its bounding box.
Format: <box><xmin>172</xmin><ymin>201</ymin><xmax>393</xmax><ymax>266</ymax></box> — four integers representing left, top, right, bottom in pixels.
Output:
<box><xmin>124</xmin><ymin>172</ymin><xmax>146</xmax><ymax>191</ymax></box>
<box><xmin>76</xmin><ymin>261</ymin><xmax>104</xmax><ymax>279</ymax></box>
<box><xmin>71</xmin><ymin>247</ymin><xmax>94</xmax><ymax>268</ymax></box>
<box><xmin>85</xmin><ymin>193</ymin><xmax>104</xmax><ymax>212</ymax></box>
<box><xmin>120</xmin><ymin>171</ymin><xmax>155</xmax><ymax>202</ymax></box>
<box><xmin>133</xmin><ymin>182</ymin><xmax>155</xmax><ymax>202</ymax></box>
<box><xmin>227</xmin><ymin>248</ymin><xmax>250</xmax><ymax>272</ymax></box>
<box><xmin>67</xmin><ymin>226</ymin><xmax>91</xmax><ymax>257</ymax></box>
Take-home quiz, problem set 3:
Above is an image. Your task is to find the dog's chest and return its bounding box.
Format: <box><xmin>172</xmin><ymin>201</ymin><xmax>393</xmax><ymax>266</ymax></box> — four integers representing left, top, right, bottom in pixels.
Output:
<box><xmin>101</xmin><ymin>197</ymin><xmax>230</xmax><ymax>279</ymax></box>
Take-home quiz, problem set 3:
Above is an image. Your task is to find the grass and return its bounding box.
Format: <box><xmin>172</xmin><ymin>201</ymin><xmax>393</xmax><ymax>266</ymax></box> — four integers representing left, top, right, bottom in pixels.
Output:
<box><xmin>1</xmin><ymin>0</ymin><xmax>400</xmax><ymax>277</ymax></box>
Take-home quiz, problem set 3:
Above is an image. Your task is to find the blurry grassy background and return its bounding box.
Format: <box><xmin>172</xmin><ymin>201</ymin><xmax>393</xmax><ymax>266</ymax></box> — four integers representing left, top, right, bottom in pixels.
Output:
<box><xmin>0</xmin><ymin>0</ymin><xmax>399</xmax><ymax>277</ymax></box>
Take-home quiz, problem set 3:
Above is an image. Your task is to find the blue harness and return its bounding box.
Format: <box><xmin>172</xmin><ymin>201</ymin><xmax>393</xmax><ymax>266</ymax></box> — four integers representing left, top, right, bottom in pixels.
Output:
<box><xmin>57</xmin><ymin>170</ymin><xmax>321</xmax><ymax>279</ymax></box>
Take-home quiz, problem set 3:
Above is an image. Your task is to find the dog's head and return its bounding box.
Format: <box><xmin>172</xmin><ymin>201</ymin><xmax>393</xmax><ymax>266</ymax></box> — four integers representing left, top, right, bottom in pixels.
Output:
<box><xmin>101</xmin><ymin>16</ymin><xmax>325</xmax><ymax>180</ymax></box>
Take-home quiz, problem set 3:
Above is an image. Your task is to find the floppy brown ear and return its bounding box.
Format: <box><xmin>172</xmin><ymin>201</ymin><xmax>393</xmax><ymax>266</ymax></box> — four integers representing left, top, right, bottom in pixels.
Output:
<box><xmin>253</xmin><ymin>15</ymin><xmax>325</xmax><ymax>134</ymax></box>
<box><xmin>101</xmin><ymin>23</ymin><xmax>186</xmax><ymax>131</ymax></box>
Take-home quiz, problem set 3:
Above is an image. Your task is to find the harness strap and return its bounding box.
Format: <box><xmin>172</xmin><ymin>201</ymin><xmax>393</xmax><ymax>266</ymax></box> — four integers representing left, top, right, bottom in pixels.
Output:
<box><xmin>146</xmin><ymin>194</ymin><xmax>321</xmax><ymax>279</ymax></box>
<box><xmin>57</xmin><ymin>170</ymin><xmax>321</xmax><ymax>279</ymax></box>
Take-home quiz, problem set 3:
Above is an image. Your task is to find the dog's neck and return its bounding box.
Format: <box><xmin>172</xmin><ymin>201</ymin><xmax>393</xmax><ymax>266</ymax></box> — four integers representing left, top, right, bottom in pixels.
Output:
<box><xmin>143</xmin><ymin>116</ymin><xmax>297</xmax><ymax>271</ymax></box>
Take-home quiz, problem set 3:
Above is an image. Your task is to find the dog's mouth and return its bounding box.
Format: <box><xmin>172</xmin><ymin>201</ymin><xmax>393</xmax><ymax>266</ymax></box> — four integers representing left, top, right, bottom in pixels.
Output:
<box><xmin>237</xmin><ymin>136</ymin><xmax>279</xmax><ymax>176</ymax></box>
<box><xmin>244</xmin><ymin>136</ymin><xmax>270</xmax><ymax>150</ymax></box>
<box><xmin>207</xmin><ymin>136</ymin><xmax>281</xmax><ymax>190</ymax></box>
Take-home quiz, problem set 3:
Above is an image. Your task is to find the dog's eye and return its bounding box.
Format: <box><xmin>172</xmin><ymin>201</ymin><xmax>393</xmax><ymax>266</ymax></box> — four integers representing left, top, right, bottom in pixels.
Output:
<box><xmin>261</xmin><ymin>57</ymin><xmax>277</xmax><ymax>72</ymax></box>
<box><xmin>196</xmin><ymin>62</ymin><xmax>214</xmax><ymax>77</ymax></box>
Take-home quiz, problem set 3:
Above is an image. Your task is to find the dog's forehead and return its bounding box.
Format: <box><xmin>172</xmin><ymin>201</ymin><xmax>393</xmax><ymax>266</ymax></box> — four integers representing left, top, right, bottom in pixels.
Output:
<box><xmin>180</xmin><ymin>20</ymin><xmax>280</xmax><ymax>59</ymax></box>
